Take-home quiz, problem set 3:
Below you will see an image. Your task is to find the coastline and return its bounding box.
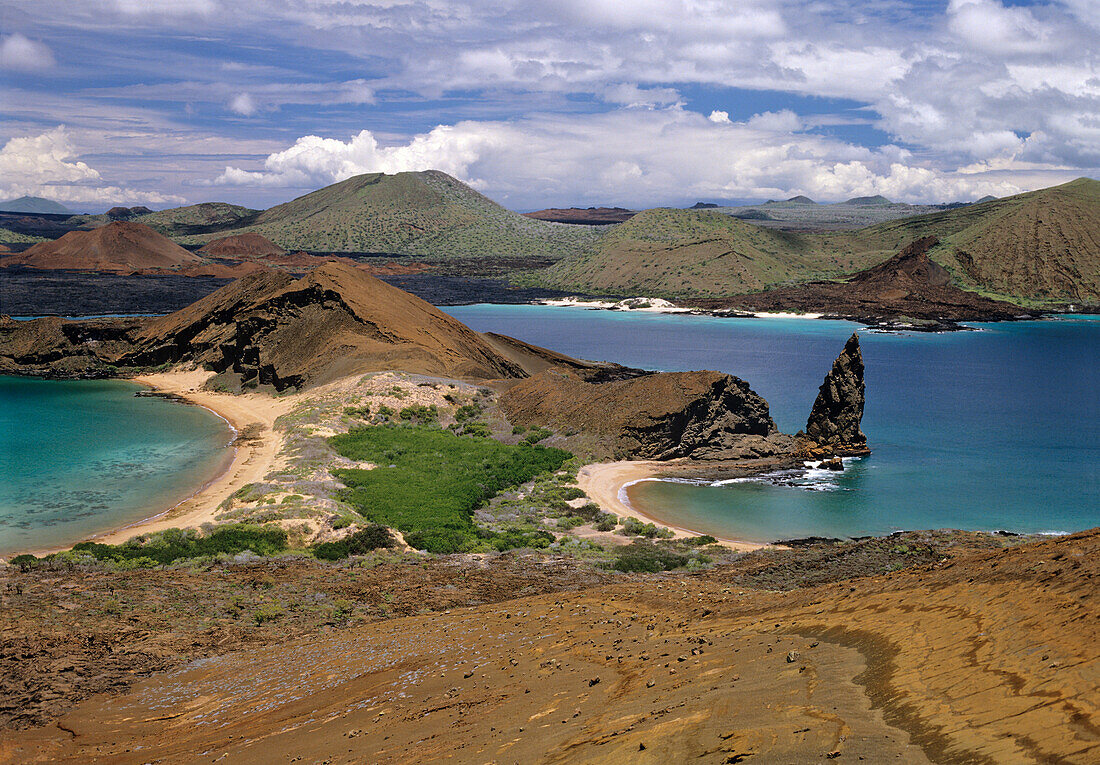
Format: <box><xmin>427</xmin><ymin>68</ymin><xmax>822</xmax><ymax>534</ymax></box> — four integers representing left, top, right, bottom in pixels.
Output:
<box><xmin>576</xmin><ymin>460</ymin><xmax>771</xmax><ymax>552</ymax></box>
<box><xmin>22</xmin><ymin>369</ymin><xmax>297</xmax><ymax>556</ymax></box>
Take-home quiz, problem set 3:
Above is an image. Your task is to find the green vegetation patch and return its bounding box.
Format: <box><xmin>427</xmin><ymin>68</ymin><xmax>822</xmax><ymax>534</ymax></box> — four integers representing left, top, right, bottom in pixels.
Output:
<box><xmin>330</xmin><ymin>425</ymin><xmax>571</xmax><ymax>553</ymax></box>
<box><xmin>68</xmin><ymin>524</ymin><xmax>288</xmax><ymax>566</ymax></box>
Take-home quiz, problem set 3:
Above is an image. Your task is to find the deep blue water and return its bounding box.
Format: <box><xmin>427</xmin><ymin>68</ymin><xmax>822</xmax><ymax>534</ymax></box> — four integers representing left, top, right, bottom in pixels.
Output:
<box><xmin>445</xmin><ymin>306</ymin><xmax>1100</xmax><ymax>542</ymax></box>
<box><xmin>0</xmin><ymin>377</ymin><xmax>233</xmax><ymax>555</ymax></box>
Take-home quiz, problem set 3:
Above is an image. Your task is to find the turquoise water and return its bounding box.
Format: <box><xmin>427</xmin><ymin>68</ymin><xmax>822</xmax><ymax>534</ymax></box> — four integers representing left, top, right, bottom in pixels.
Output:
<box><xmin>445</xmin><ymin>306</ymin><xmax>1100</xmax><ymax>542</ymax></box>
<box><xmin>0</xmin><ymin>377</ymin><xmax>233</xmax><ymax>555</ymax></box>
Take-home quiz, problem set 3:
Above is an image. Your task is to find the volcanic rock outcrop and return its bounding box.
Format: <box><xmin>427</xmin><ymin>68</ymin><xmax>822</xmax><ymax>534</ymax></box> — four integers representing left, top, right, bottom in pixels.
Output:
<box><xmin>1</xmin><ymin>222</ymin><xmax>201</xmax><ymax>274</ymax></box>
<box><xmin>522</xmin><ymin>207</ymin><xmax>636</xmax><ymax>225</ymax></box>
<box><xmin>803</xmin><ymin>333</ymin><xmax>868</xmax><ymax>454</ymax></box>
<box><xmin>501</xmin><ymin>368</ymin><xmax>788</xmax><ymax>460</ymax></box>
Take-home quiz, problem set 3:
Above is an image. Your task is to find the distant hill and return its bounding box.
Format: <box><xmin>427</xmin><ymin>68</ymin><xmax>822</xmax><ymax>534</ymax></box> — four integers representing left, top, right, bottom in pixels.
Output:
<box><xmin>0</xmin><ymin>227</ymin><xmax>46</xmax><ymax>245</ymax></box>
<box><xmin>844</xmin><ymin>195</ymin><xmax>891</xmax><ymax>206</ymax></box>
<box><xmin>0</xmin><ymin>196</ymin><xmax>73</xmax><ymax>214</ymax></box>
<box><xmin>537</xmin><ymin>178</ymin><xmax>1100</xmax><ymax>303</ymax></box>
<box><xmin>538</xmin><ymin>208</ymin><xmax>880</xmax><ymax>297</ymax></box>
<box><xmin>975</xmin><ymin>195</ymin><xmax>998</xmax><ymax>204</ymax></box>
<box><xmin>2</xmin><ymin>221</ymin><xmax>202</xmax><ymax>273</ymax></box>
<box><xmin>179</xmin><ymin>171</ymin><xmax>601</xmax><ymax>259</ymax></box>
<box><xmin>132</xmin><ymin>202</ymin><xmax>259</xmax><ymax>237</ymax></box>
<box><xmin>765</xmin><ymin>195</ymin><xmax>817</xmax><ymax>206</ymax></box>
<box><xmin>849</xmin><ymin>178</ymin><xmax>1100</xmax><ymax>301</ymax></box>
<box><xmin>717</xmin><ymin>237</ymin><xmax>1029</xmax><ymax>322</ymax></box>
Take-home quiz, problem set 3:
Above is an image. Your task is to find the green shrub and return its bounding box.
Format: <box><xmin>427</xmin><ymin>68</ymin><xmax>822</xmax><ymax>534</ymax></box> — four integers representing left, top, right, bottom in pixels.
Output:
<box><xmin>684</xmin><ymin>534</ymin><xmax>718</xmax><ymax>546</ymax></box>
<box><xmin>524</xmin><ymin>427</ymin><xmax>552</xmax><ymax>444</ymax></box>
<box><xmin>454</xmin><ymin>404</ymin><xmax>481</xmax><ymax>422</ymax></box>
<box><xmin>594</xmin><ymin>514</ymin><xmax>618</xmax><ymax>532</ymax></box>
<box><xmin>9</xmin><ymin>553</ymin><xmax>37</xmax><ymax>572</ymax></box>
<box><xmin>398</xmin><ymin>404</ymin><xmax>439</xmax><ymax>425</ymax></box>
<box><xmin>253</xmin><ymin>604</ymin><xmax>285</xmax><ymax>625</ymax></box>
<box><xmin>612</xmin><ymin>541</ymin><xmax>689</xmax><ymax>573</ymax></box>
<box><xmin>461</xmin><ymin>421</ymin><xmax>491</xmax><ymax>438</ymax></box>
<box><xmin>311</xmin><ymin>524</ymin><xmax>395</xmax><ymax>560</ymax></box>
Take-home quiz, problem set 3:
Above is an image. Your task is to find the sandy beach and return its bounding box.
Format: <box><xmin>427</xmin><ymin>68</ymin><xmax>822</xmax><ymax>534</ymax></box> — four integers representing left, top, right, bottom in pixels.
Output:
<box><xmin>576</xmin><ymin>460</ymin><xmax>769</xmax><ymax>551</ymax></box>
<box><xmin>37</xmin><ymin>369</ymin><xmax>298</xmax><ymax>552</ymax></box>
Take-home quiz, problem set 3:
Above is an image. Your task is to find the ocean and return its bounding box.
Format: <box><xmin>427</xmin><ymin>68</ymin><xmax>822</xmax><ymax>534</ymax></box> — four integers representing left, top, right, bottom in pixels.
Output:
<box><xmin>0</xmin><ymin>377</ymin><xmax>233</xmax><ymax>555</ymax></box>
<box><xmin>445</xmin><ymin>306</ymin><xmax>1100</xmax><ymax>542</ymax></box>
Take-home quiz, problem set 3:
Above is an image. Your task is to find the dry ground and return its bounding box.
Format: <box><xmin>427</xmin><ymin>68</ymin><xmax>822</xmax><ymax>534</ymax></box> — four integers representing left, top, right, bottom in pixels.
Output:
<box><xmin>3</xmin><ymin>529</ymin><xmax>1096</xmax><ymax>764</ymax></box>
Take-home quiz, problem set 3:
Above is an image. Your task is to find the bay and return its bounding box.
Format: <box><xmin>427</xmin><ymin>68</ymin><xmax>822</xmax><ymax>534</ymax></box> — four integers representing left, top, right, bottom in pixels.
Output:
<box><xmin>445</xmin><ymin>306</ymin><xmax>1100</xmax><ymax>542</ymax></box>
<box><xmin>0</xmin><ymin>377</ymin><xmax>233</xmax><ymax>555</ymax></box>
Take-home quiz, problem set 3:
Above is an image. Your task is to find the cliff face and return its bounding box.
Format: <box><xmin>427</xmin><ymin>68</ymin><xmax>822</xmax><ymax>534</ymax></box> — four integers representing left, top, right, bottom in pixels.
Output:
<box><xmin>500</xmin><ymin>368</ymin><xmax>788</xmax><ymax>460</ymax></box>
<box><xmin>804</xmin><ymin>333</ymin><xmax>868</xmax><ymax>453</ymax></box>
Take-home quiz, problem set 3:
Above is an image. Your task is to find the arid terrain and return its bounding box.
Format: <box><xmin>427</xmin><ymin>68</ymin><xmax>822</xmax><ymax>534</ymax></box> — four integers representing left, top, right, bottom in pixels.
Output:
<box><xmin>3</xmin><ymin>529</ymin><xmax>1096</xmax><ymax>763</ymax></box>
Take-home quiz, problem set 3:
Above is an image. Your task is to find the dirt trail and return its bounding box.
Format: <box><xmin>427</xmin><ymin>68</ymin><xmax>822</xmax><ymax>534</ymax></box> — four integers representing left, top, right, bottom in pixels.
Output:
<box><xmin>5</xmin><ymin>530</ymin><xmax>1097</xmax><ymax>764</ymax></box>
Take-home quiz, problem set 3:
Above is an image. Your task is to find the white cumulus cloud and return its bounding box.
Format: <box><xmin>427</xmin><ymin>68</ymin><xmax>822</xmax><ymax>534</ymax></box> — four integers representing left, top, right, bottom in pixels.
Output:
<box><xmin>0</xmin><ymin>127</ymin><xmax>184</xmax><ymax>206</ymax></box>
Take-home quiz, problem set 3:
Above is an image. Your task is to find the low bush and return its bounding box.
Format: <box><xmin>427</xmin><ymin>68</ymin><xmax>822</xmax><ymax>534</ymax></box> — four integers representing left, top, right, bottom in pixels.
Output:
<box><xmin>311</xmin><ymin>524</ymin><xmax>395</xmax><ymax>560</ymax></box>
<box><xmin>684</xmin><ymin>534</ymin><xmax>719</xmax><ymax>546</ymax></box>
<box><xmin>398</xmin><ymin>404</ymin><xmax>439</xmax><ymax>425</ymax></box>
<box><xmin>8</xmin><ymin>554</ymin><xmax>37</xmax><ymax>572</ymax></box>
<box><xmin>70</xmin><ymin>524</ymin><xmax>289</xmax><ymax>565</ymax></box>
<box><xmin>612</xmin><ymin>541</ymin><xmax>689</xmax><ymax>573</ymax></box>
<box><xmin>524</xmin><ymin>427</ymin><xmax>552</xmax><ymax>444</ymax></box>
<box><xmin>594</xmin><ymin>513</ymin><xmax>619</xmax><ymax>532</ymax></box>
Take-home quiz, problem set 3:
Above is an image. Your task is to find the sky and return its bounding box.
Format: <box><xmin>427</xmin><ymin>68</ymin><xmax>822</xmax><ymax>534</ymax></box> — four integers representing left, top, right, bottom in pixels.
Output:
<box><xmin>0</xmin><ymin>0</ymin><xmax>1097</xmax><ymax>212</ymax></box>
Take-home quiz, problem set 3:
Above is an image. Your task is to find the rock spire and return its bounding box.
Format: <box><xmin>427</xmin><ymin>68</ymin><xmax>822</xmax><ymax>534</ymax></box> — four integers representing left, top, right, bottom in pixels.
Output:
<box><xmin>804</xmin><ymin>333</ymin><xmax>867</xmax><ymax>453</ymax></box>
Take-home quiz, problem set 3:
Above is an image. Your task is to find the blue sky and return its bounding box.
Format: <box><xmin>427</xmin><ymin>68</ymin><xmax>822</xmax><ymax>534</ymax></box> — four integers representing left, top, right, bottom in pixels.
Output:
<box><xmin>0</xmin><ymin>0</ymin><xmax>1097</xmax><ymax>212</ymax></box>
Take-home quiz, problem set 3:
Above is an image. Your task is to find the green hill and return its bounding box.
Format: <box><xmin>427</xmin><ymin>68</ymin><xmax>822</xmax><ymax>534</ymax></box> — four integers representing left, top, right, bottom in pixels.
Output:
<box><xmin>537</xmin><ymin>208</ymin><xmax>884</xmax><ymax>297</ymax></box>
<box><xmin>177</xmin><ymin>171</ymin><xmax>601</xmax><ymax>259</ymax></box>
<box><xmin>133</xmin><ymin>203</ymin><xmax>259</xmax><ymax>236</ymax></box>
<box><xmin>538</xmin><ymin>178</ymin><xmax>1100</xmax><ymax>303</ymax></box>
<box><xmin>0</xmin><ymin>227</ymin><xmax>46</xmax><ymax>244</ymax></box>
<box><xmin>849</xmin><ymin>178</ymin><xmax>1100</xmax><ymax>302</ymax></box>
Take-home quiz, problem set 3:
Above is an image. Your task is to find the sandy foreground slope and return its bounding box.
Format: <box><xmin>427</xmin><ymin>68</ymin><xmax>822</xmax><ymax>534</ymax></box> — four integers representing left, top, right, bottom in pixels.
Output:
<box><xmin>6</xmin><ymin>529</ymin><xmax>1097</xmax><ymax>764</ymax></box>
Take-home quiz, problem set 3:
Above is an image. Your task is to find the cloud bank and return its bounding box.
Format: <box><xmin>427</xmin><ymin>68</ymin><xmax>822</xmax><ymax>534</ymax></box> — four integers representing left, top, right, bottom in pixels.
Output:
<box><xmin>214</xmin><ymin>108</ymin><xmax>1036</xmax><ymax>207</ymax></box>
<box><xmin>0</xmin><ymin>128</ymin><xmax>185</xmax><ymax>206</ymax></box>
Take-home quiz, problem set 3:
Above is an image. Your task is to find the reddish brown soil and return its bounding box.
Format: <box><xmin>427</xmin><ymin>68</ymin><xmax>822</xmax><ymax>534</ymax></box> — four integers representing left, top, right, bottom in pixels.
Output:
<box><xmin>197</xmin><ymin>232</ymin><xmax>285</xmax><ymax>258</ymax></box>
<box><xmin>3</xmin><ymin>530</ymin><xmax>1096</xmax><ymax>764</ymax></box>
<box><xmin>1</xmin><ymin>222</ymin><xmax>201</xmax><ymax>274</ymax></box>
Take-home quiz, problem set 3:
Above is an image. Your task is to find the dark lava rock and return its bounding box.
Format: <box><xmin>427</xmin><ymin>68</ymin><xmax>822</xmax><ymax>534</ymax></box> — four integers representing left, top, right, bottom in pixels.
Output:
<box><xmin>501</xmin><ymin>367</ymin><xmax>792</xmax><ymax>460</ymax></box>
<box><xmin>804</xmin><ymin>333</ymin><xmax>867</xmax><ymax>454</ymax></box>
